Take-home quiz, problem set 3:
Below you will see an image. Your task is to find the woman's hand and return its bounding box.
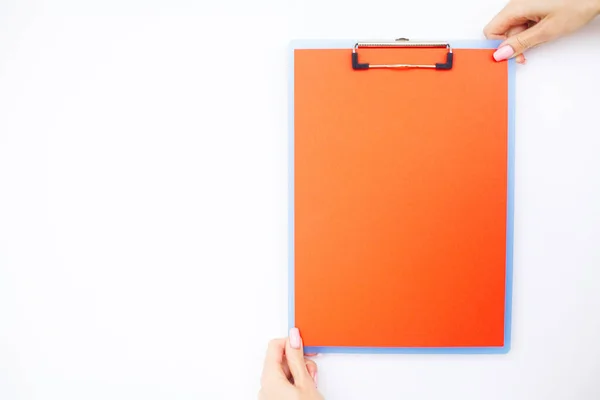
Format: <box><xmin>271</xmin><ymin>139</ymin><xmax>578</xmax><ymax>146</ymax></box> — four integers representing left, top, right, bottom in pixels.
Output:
<box><xmin>484</xmin><ymin>0</ymin><xmax>600</xmax><ymax>63</ymax></box>
<box><xmin>259</xmin><ymin>328</ymin><xmax>323</xmax><ymax>400</ymax></box>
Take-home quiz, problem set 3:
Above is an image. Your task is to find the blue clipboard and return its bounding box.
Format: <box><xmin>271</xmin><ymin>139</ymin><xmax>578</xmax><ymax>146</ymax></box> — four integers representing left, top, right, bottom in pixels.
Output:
<box><xmin>288</xmin><ymin>39</ymin><xmax>515</xmax><ymax>354</ymax></box>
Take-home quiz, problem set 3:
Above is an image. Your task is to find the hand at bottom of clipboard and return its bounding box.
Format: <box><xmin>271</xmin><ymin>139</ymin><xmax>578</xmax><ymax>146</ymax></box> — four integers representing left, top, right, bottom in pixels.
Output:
<box><xmin>259</xmin><ymin>328</ymin><xmax>324</xmax><ymax>400</ymax></box>
<box><xmin>485</xmin><ymin>0</ymin><xmax>600</xmax><ymax>64</ymax></box>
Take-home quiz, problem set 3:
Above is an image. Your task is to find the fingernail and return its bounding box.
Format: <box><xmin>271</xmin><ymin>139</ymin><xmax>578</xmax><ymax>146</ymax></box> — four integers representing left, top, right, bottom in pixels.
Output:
<box><xmin>493</xmin><ymin>45</ymin><xmax>515</xmax><ymax>61</ymax></box>
<box><xmin>289</xmin><ymin>327</ymin><xmax>301</xmax><ymax>349</ymax></box>
<box><xmin>314</xmin><ymin>371</ymin><xmax>318</xmax><ymax>388</ymax></box>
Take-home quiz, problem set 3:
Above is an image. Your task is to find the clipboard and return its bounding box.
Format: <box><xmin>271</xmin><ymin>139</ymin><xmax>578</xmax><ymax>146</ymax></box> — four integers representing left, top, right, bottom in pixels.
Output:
<box><xmin>288</xmin><ymin>39</ymin><xmax>515</xmax><ymax>354</ymax></box>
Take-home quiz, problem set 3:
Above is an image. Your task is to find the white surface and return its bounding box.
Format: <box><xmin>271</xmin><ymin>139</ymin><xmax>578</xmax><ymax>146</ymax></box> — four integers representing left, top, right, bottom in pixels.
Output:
<box><xmin>1</xmin><ymin>1</ymin><xmax>600</xmax><ymax>399</ymax></box>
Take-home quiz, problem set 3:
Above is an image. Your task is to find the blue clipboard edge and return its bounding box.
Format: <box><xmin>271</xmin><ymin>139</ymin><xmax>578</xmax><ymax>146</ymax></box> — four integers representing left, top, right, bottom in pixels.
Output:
<box><xmin>287</xmin><ymin>39</ymin><xmax>516</xmax><ymax>355</ymax></box>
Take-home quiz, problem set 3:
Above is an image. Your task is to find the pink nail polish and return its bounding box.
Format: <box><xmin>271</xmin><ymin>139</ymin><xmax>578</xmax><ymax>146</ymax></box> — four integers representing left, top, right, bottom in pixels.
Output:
<box><xmin>493</xmin><ymin>45</ymin><xmax>515</xmax><ymax>61</ymax></box>
<box><xmin>289</xmin><ymin>327</ymin><xmax>301</xmax><ymax>349</ymax></box>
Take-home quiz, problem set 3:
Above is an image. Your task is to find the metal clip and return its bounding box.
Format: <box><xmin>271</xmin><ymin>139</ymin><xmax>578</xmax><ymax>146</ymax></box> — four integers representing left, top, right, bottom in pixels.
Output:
<box><xmin>351</xmin><ymin>38</ymin><xmax>453</xmax><ymax>70</ymax></box>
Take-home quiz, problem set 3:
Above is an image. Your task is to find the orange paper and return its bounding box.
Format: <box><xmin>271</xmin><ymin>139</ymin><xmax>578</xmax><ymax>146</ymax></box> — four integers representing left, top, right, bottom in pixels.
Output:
<box><xmin>294</xmin><ymin>47</ymin><xmax>508</xmax><ymax>348</ymax></box>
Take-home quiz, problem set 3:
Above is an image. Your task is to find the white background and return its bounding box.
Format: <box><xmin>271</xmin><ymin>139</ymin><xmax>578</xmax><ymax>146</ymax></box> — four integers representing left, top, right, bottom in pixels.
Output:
<box><xmin>1</xmin><ymin>0</ymin><xmax>600</xmax><ymax>399</ymax></box>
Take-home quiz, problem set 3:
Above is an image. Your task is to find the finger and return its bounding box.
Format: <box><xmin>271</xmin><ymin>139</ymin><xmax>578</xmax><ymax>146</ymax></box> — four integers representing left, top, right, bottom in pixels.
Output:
<box><xmin>506</xmin><ymin>24</ymin><xmax>528</xmax><ymax>64</ymax></box>
<box><xmin>282</xmin><ymin>355</ymin><xmax>292</xmax><ymax>382</ymax></box>
<box><xmin>516</xmin><ymin>54</ymin><xmax>527</xmax><ymax>64</ymax></box>
<box><xmin>484</xmin><ymin>4</ymin><xmax>530</xmax><ymax>40</ymax></box>
<box><xmin>305</xmin><ymin>359</ymin><xmax>318</xmax><ymax>388</ymax></box>
<box><xmin>494</xmin><ymin>18</ymin><xmax>558</xmax><ymax>61</ymax></box>
<box><xmin>282</xmin><ymin>356</ymin><xmax>317</xmax><ymax>384</ymax></box>
<box><xmin>506</xmin><ymin>23</ymin><xmax>528</xmax><ymax>38</ymax></box>
<box><xmin>509</xmin><ymin>18</ymin><xmax>556</xmax><ymax>53</ymax></box>
<box><xmin>285</xmin><ymin>327</ymin><xmax>312</xmax><ymax>388</ymax></box>
<box><xmin>264</xmin><ymin>338</ymin><xmax>286</xmax><ymax>365</ymax></box>
<box><xmin>261</xmin><ymin>338</ymin><xmax>289</xmax><ymax>385</ymax></box>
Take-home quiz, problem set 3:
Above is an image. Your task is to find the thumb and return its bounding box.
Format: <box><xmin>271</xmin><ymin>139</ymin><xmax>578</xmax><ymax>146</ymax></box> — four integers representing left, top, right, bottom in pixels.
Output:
<box><xmin>285</xmin><ymin>328</ymin><xmax>312</xmax><ymax>388</ymax></box>
<box><xmin>493</xmin><ymin>18</ymin><xmax>557</xmax><ymax>61</ymax></box>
